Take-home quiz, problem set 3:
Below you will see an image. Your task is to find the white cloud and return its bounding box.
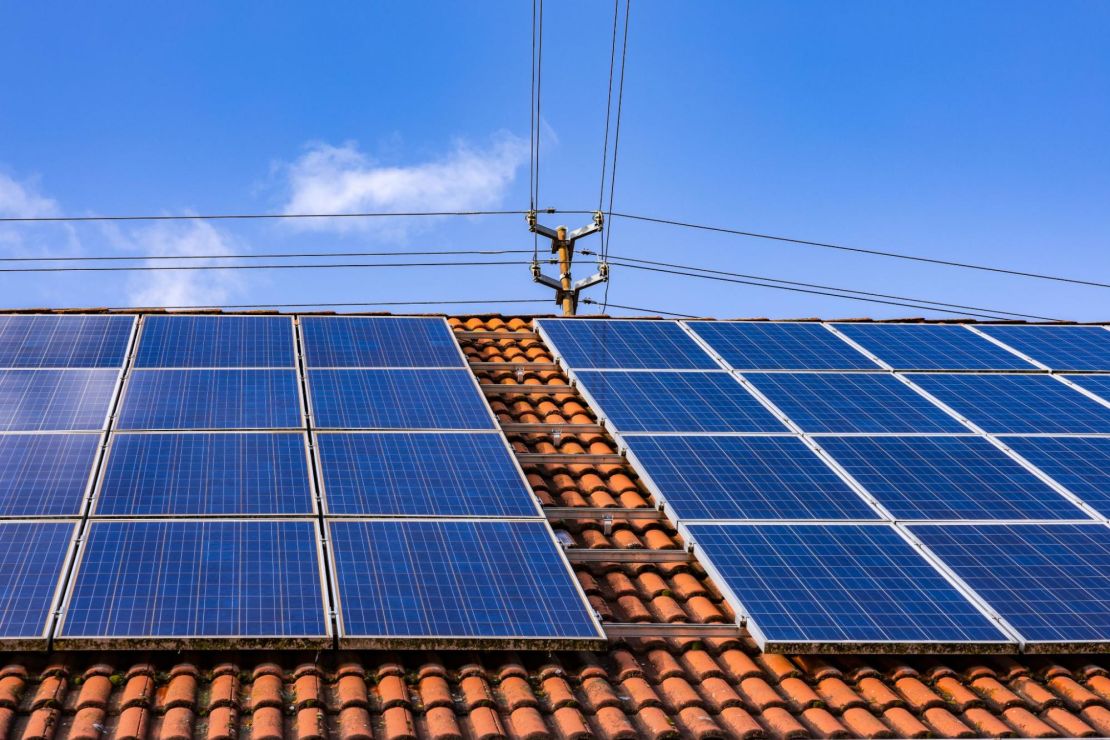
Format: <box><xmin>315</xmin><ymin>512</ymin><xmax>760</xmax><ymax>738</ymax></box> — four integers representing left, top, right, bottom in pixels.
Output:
<box><xmin>0</xmin><ymin>172</ymin><xmax>59</xmax><ymax>218</ymax></box>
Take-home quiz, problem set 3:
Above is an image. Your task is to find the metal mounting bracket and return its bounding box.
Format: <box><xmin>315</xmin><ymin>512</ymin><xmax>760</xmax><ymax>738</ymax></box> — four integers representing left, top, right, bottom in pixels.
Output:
<box><xmin>528</xmin><ymin>211</ymin><xmax>609</xmax><ymax>315</ymax></box>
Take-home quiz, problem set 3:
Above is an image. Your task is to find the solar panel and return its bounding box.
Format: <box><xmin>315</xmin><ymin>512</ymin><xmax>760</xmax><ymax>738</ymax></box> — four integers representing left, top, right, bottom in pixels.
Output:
<box><xmin>977</xmin><ymin>325</ymin><xmax>1110</xmax><ymax>372</ymax></box>
<box><xmin>624</xmin><ymin>435</ymin><xmax>878</xmax><ymax>520</ymax></box>
<box><xmin>1004</xmin><ymin>437</ymin><xmax>1110</xmax><ymax>518</ymax></box>
<box><xmin>0</xmin><ymin>434</ymin><xmax>100</xmax><ymax>516</ymax></box>
<box><xmin>832</xmin><ymin>323</ymin><xmax>1036</xmax><ymax>371</ymax></box>
<box><xmin>300</xmin><ymin>317</ymin><xmax>464</xmax><ymax>368</ymax></box>
<box><xmin>908</xmin><ymin>374</ymin><xmax>1110</xmax><ymax>434</ymax></box>
<box><xmin>317</xmin><ymin>432</ymin><xmax>537</xmax><ymax>517</ymax></box>
<box><xmin>328</xmin><ymin>520</ymin><xmax>602</xmax><ymax>643</ymax></box>
<box><xmin>0</xmin><ymin>522</ymin><xmax>75</xmax><ymax>641</ymax></box>
<box><xmin>59</xmin><ymin>520</ymin><xmax>327</xmax><ymax>641</ymax></box>
<box><xmin>1066</xmin><ymin>374</ymin><xmax>1110</xmax><ymax>405</ymax></box>
<box><xmin>0</xmin><ymin>314</ymin><xmax>133</xmax><ymax>368</ymax></box>
<box><xmin>115</xmin><ymin>370</ymin><xmax>303</xmax><ymax>430</ymax></box>
<box><xmin>135</xmin><ymin>315</ymin><xmax>294</xmax><ymax>368</ymax></box>
<box><xmin>911</xmin><ymin>523</ymin><xmax>1110</xmax><ymax>645</ymax></box>
<box><xmin>0</xmin><ymin>369</ymin><xmax>119</xmax><ymax>431</ymax></box>
<box><xmin>307</xmin><ymin>369</ymin><xmax>495</xmax><ymax>430</ymax></box>
<box><xmin>743</xmin><ymin>373</ymin><xmax>966</xmax><ymax>433</ymax></box>
<box><xmin>96</xmin><ymin>433</ymin><xmax>313</xmax><ymax>515</ymax></box>
<box><xmin>538</xmin><ymin>319</ymin><xmax>718</xmax><ymax>369</ymax></box>
<box><xmin>574</xmin><ymin>370</ymin><xmax>787</xmax><ymax>433</ymax></box>
<box><xmin>818</xmin><ymin>436</ymin><xmax>1082</xmax><ymax>521</ymax></box>
<box><xmin>687</xmin><ymin>321</ymin><xmax>878</xmax><ymax>370</ymax></box>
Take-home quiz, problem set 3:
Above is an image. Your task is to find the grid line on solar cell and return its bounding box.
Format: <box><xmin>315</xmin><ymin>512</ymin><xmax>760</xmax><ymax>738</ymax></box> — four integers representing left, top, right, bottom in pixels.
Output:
<box><xmin>1003</xmin><ymin>437</ymin><xmax>1110</xmax><ymax>519</ymax></box>
<box><xmin>977</xmin><ymin>326</ymin><xmax>1110</xmax><ymax>372</ymax></box>
<box><xmin>0</xmin><ymin>521</ymin><xmax>75</xmax><ymax>640</ymax></box>
<box><xmin>833</xmin><ymin>324</ymin><xmax>1036</xmax><ymax>371</ymax></box>
<box><xmin>134</xmin><ymin>316</ymin><xmax>294</xmax><ymax>368</ymax></box>
<box><xmin>908</xmin><ymin>374</ymin><xmax>1110</xmax><ymax>434</ymax></box>
<box><xmin>60</xmin><ymin>520</ymin><xmax>327</xmax><ymax>639</ymax></box>
<box><xmin>911</xmin><ymin>523</ymin><xmax>1110</xmax><ymax>644</ymax></box>
<box><xmin>115</xmin><ymin>370</ymin><xmax>303</xmax><ymax>430</ymax></box>
<box><xmin>0</xmin><ymin>369</ymin><xmax>119</xmax><ymax>431</ymax></box>
<box><xmin>624</xmin><ymin>435</ymin><xmax>878</xmax><ymax>521</ymax></box>
<box><xmin>0</xmin><ymin>315</ymin><xmax>133</xmax><ymax>368</ymax></box>
<box><xmin>743</xmin><ymin>373</ymin><xmax>967</xmax><ymax>434</ymax></box>
<box><xmin>96</xmin><ymin>433</ymin><xmax>314</xmax><ymax>516</ymax></box>
<box><xmin>687</xmin><ymin>321</ymin><xmax>879</xmax><ymax>370</ymax></box>
<box><xmin>0</xmin><ymin>434</ymin><xmax>100</xmax><ymax>516</ymax></box>
<box><xmin>300</xmin><ymin>317</ymin><xmax>464</xmax><ymax>368</ymax></box>
<box><xmin>1065</xmin><ymin>375</ymin><xmax>1110</xmax><ymax>406</ymax></box>
<box><xmin>575</xmin><ymin>370</ymin><xmax>787</xmax><ymax>433</ymax></box>
<box><xmin>538</xmin><ymin>319</ymin><xmax>719</xmax><ymax>369</ymax></box>
<box><xmin>329</xmin><ymin>520</ymin><xmax>601</xmax><ymax>640</ymax></box>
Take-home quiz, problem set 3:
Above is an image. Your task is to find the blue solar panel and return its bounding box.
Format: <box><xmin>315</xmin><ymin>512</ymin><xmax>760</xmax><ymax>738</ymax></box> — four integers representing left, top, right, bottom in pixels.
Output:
<box><xmin>1066</xmin><ymin>374</ymin><xmax>1110</xmax><ymax>405</ymax></box>
<box><xmin>818</xmin><ymin>436</ymin><xmax>1082</xmax><ymax>521</ymax></box>
<box><xmin>0</xmin><ymin>315</ymin><xmax>132</xmax><ymax>368</ymax></box>
<box><xmin>744</xmin><ymin>373</ymin><xmax>966</xmax><ymax>433</ymax></box>
<box><xmin>688</xmin><ymin>321</ymin><xmax>878</xmax><ymax>370</ymax></box>
<box><xmin>978</xmin><ymin>325</ymin><xmax>1110</xmax><ymax>371</ymax></box>
<box><xmin>911</xmin><ymin>523</ymin><xmax>1110</xmax><ymax>644</ymax></box>
<box><xmin>317</xmin><ymin>432</ymin><xmax>537</xmax><ymax>516</ymax></box>
<box><xmin>308</xmin><ymin>369</ymin><xmax>495</xmax><ymax>430</ymax></box>
<box><xmin>0</xmin><ymin>434</ymin><xmax>99</xmax><ymax>516</ymax></box>
<box><xmin>135</xmin><ymin>316</ymin><xmax>294</xmax><ymax>368</ymax></box>
<box><xmin>624</xmin><ymin>435</ymin><xmax>877</xmax><ymax>520</ymax></box>
<box><xmin>833</xmin><ymin>323</ymin><xmax>1036</xmax><ymax>371</ymax></box>
<box><xmin>574</xmin><ymin>370</ymin><xmax>786</xmax><ymax>433</ymax></box>
<box><xmin>61</xmin><ymin>520</ymin><xmax>327</xmax><ymax>639</ymax></box>
<box><xmin>0</xmin><ymin>522</ymin><xmax>74</xmax><ymax>640</ymax></box>
<box><xmin>300</xmin><ymin>317</ymin><xmax>463</xmax><ymax>368</ymax></box>
<box><xmin>0</xmin><ymin>369</ymin><xmax>119</xmax><ymax>431</ymax></box>
<box><xmin>96</xmin><ymin>433</ymin><xmax>313</xmax><ymax>515</ymax></box>
<box><xmin>908</xmin><ymin>374</ymin><xmax>1110</xmax><ymax>434</ymax></box>
<box><xmin>538</xmin><ymin>319</ymin><xmax>718</xmax><ymax>369</ymax></box>
<box><xmin>116</xmin><ymin>370</ymin><xmax>303</xmax><ymax>430</ymax></box>
<box><xmin>329</xmin><ymin>520</ymin><xmax>601</xmax><ymax>641</ymax></box>
<box><xmin>1004</xmin><ymin>437</ymin><xmax>1110</xmax><ymax>518</ymax></box>
<box><xmin>688</xmin><ymin>523</ymin><xmax>1009</xmax><ymax>647</ymax></box>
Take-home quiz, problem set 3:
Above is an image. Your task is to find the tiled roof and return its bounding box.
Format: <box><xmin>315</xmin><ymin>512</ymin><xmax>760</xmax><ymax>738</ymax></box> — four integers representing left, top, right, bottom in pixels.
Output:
<box><xmin>1</xmin><ymin>313</ymin><xmax>1109</xmax><ymax>739</ymax></box>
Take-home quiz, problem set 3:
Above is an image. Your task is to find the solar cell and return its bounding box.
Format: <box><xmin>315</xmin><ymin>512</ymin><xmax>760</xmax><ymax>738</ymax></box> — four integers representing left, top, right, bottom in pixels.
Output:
<box><xmin>135</xmin><ymin>315</ymin><xmax>294</xmax><ymax>368</ymax></box>
<box><xmin>574</xmin><ymin>370</ymin><xmax>786</xmax><ymax>433</ymax></box>
<box><xmin>116</xmin><ymin>370</ymin><xmax>303</xmax><ymax>430</ymax></box>
<box><xmin>329</xmin><ymin>520</ymin><xmax>602</xmax><ymax>642</ymax></box>
<box><xmin>977</xmin><ymin>325</ymin><xmax>1110</xmax><ymax>371</ymax></box>
<box><xmin>1004</xmin><ymin>437</ymin><xmax>1110</xmax><ymax>518</ymax></box>
<box><xmin>60</xmin><ymin>520</ymin><xmax>327</xmax><ymax>641</ymax></box>
<box><xmin>0</xmin><ymin>434</ymin><xmax>100</xmax><ymax>516</ymax></box>
<box><xmin>300</xmin><ymin>317</ymin><xmax>464</xmax><ymax>368</ymax></box>
<box><xmin>96</xmin><ymin>433</ymin><xmax>313</xmax><ymax>515</ymax></box>
<box><xmin>307</xmin><ymin>369</ymin><xmax>495</xmax><ymax>430</ymax></box>
<box><xmin>687</xmin><ymin>523</ymin><xmax>1009</xmax><ymax>648</ymax></box>
<box><xmin>908</xmin><ymin>374</ymin><xmax>1110</xmax><ymax>434</ymax></box>
<box><xmin>0</xmin><ymin>314</ymin><xmax>132</xmax><ymax>368</ymax></box>
<box><xmin>911</xmin><ymin>523</ymin><xmax>1110</xmax><ymax>645</ymax></box>
<box><xmin>317</xmin><ymin>432</ymin><xmax>537</xmax><ymax>517</ymax></box>
<box><xmin>0</xmin><ymin>522</ymin><xmax>75</xmax><ymax>641</ymax></box>
<box><xmin>0</xmin><ymin>369</ymin><xmax>119</xmax><ymax>431</ymax></box>
<box><xmin>832</xmin><ymin>323</ymin><xmax>1036</xmax><ymax>371</ymax></box>
<box><xmin>1065</xmin><ymin>374</ymin><xmax>1110</xmax><ymax>405</ymax></box>
<box><xmin>687</xmin><ymin>321</ymin><xmax>878</xmax><ymax>370</ymax></box>
<box><xmin>818</xmin><ymin>436</ymin><xmax>1082</xmax><ymax>521</ymax></box>
<box><xmin>537</xmin><ymin>319</ymin><xmax>718</xmax><ymax>369</ymax></box>
<box><xmin>743</xmin><ymin>373</ymin><xmax>966</xmax><ymax>434</ymax></box>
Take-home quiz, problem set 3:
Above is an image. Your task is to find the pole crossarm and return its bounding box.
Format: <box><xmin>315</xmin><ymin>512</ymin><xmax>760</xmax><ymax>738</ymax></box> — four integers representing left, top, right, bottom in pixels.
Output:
<box><xmin>528</xmin><ymin>211</ymin><xmax>608</xmax><ymax>316</ymax></box>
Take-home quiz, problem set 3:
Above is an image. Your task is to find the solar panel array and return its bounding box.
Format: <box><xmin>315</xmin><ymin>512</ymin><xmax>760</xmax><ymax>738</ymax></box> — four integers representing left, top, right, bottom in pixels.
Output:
<box><xmin>537</xmin><ymin>317</ymin><xmax>1110</xmax><ymax>653</ymax></box>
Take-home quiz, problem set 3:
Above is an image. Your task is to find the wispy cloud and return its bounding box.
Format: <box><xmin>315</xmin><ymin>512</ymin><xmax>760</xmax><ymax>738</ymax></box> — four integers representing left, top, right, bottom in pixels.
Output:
<box><xmin>0</xmin><ymin>171</ymin><xmax>59</xmax><ymax>218</ymax></box>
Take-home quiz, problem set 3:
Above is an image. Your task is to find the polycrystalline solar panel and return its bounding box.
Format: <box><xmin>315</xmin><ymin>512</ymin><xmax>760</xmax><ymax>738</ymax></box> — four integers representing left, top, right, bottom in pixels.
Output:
<box><xmin>743</xmin><ymin>373</ymin><xmax>966</xmax><ymax>434</ymax></box>
<box><xmin>908</xmin><ymin>374</ymin><xmax>1110</xmax><ymax>434</ymax></box>
<box><xmin>307</xmin><ymin>369</ymin><xmax>495</xmax><ymax>430</ymax></box>
<box><xmin>0</xmin><ymin>522</ymin><xmax>75</xmax><ymax>641</ymax></box>
<box><xmin>977</xmin><ymin>325</ymin><xmax>1110</xmax><ymax>371</ymax></box>
<box><xmin>911</xmin><ymin>523</ymin><xmax>1110</xmax><ymax>645</ymax></box>
<box><xmin>574</xmin><ymin>370</ymin><xmax>786</xmax><ymax>433</ymax></box>
<box><xmin>317</xmin><ymin>432</ymin><xmax>537</xmax><ymax>517</ymax></box>
<box><xmin>0</xmin><ymin>314</ymin><xmax>132</xmax><ymax>368</ymax></box>
<box><xmin>329</xmin><ymin>520</ymin><xmax>602</xmax><ymax>642</ymax></box>
<box><xmin>300</xmin><ymin>317</ymin><xmax>464</xmax><ymax>368</ymax></box>
<box><xmin>832</xmin><ymin>323</ymin><xmax>1036</xmax><ymax>371</ymax></box>
<box><xmin>687</xmin><ymin>321</ymin><xmax>878</xmax><ymax>370</ymax></box>
<box><xmin>1004</xmin><ymin>437</ymin><xmax>1110</xmax><ymax>518</ymax></box>
<box><xmin>0</xmin><ymin>369</ymin><xmax>119</xmax><ymax>431</ymax></box>
<box><xmin>96</xmin><ymin>433</ymin><xmax>313</xmax><ymax>515</ymax></box>
<box><xmin>538</xmin><ymin>319</ymin><xmax>718</xmax><ymax>369</ymax></box>
<box><xmin>687</xmin><ymin>523</ymin><xmax>1009</xmax><ymax>649</ymax></box>
<box><xmin>624</xmin><ymin>435</ymin><xmax>877</xmax><ymax>521</ymax></box>
<box><xmin>60</xmin><ymin>520</ymin><xmax>327</xmax><ymax>641</ymax></box>
<box><xmin>135</xmin><ymin>315</ymin><xmax>294</xmax><ymax>368</ymax></box>
<box><xmin>116</xmin><ymin>370</ymin><xmax>303</xmax><ymax>430</ymax></box>
<box><xmin>0</xmin><ymin>434</ymin><xmax>99</xmax><ymax>516</ymax></box>
<box><xmin>1066</xmin><ymin>374</ymin><xmax>1110</xmax><ymax>405</ymax></box>
<box><xmin>818</xmin><ymin>436</ymin><xmax>1082</xmax><ymax>521</ymax></box>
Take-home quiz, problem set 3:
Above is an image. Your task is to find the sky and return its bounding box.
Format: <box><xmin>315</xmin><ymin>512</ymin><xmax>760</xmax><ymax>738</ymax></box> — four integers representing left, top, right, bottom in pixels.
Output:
<box><xmin>1</xmin><ymin>1</ymin><xmax>1108</xmax><ymax>320</ymax></box>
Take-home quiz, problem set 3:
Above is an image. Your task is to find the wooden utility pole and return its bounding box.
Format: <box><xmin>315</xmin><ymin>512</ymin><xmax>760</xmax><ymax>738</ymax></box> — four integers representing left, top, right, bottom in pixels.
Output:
<box><xmin>529</xmin><ymin>212</ymin><xmax>607</xmax><ymax>316</ymax></box>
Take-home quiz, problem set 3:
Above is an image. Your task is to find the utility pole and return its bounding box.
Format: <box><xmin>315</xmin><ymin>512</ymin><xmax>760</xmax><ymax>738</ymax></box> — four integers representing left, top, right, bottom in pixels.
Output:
<box><xmin>528</xmin><ymin>210</ymin><xmax>608</xmax><ymax>316</ymax></box>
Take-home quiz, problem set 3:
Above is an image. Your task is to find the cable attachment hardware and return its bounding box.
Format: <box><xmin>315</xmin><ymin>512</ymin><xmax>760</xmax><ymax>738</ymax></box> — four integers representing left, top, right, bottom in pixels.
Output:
<box><xmin>528</xmin><ymin>214</ymin><xmax>608</xmax><ymax>316</ymax></box>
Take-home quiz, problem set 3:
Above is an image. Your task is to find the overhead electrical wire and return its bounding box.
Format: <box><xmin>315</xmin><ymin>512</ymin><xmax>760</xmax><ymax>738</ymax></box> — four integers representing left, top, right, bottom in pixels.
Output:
<box><xmin>38</xmin><ymin>298</ymin><xmax>554</xmax><ymax>312</ymax></box>
<box><xmin>599</xmin><ymin>0</ymin><xmax>632</xmax><ymax>313</ymax></box>
<box><xmin>0</xmin><ymin>249</ymin><xmax>533</xmax><ymax>263</ymax></box>
<box><xmin>0</xmin><ymin>259</ymin><xmax>546</xmax><ymax>274</ymax></box>
<box><xmin>0</xmin><ymin>209</ymin><xmax>538</xmax><ymax>223</ymax></box>
<box><xmin>581</xmin><ymin>297</ymin><xmax>694</xmax><ymax>318</ymax></box>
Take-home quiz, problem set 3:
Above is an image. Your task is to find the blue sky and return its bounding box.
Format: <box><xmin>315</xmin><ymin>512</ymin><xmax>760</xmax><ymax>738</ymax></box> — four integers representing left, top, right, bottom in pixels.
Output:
<box><xmin>1</xmin><ymin>2</ymin><xmax>1107</xmax><ymax>320</ymax></box>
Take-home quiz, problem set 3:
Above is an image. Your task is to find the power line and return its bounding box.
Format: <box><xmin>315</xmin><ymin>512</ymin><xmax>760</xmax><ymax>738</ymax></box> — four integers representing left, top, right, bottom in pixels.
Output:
<box><xmin>601</xmin><ymin>0</ymin><xmax>632</xmax><ymax>314</ymax></box>
<box><xmin>531</xmin><ymin>0</ymin><xmax>545</xmax><ymax>212</ymax></box>
<box><xmin>581</xmin><ymin>297</ymin><xmax>694</xmax><ymax>318</ymax></box>
<box><xmin>597</xmin><ymin>0</ymin><xmax>620</xmax><ymax>212</ymax></box>
<box><xmin>0</xmin><ymin>209</ymin><xmax>537</xmax><ymax>224</ymax></box>
<box><xmin>22</xmin><ymin>299</ymin><xmax>553</xmax><ymax>312</ymax></box>
<box><xmin>0</xmin><ymin>259</ymin><xmax>544</xmax><ymax>274</ymax></box>
<box><xmin>0</xmin><ymin>248</ymin><xmax>533</xmax><ymax>263</ymax></box>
